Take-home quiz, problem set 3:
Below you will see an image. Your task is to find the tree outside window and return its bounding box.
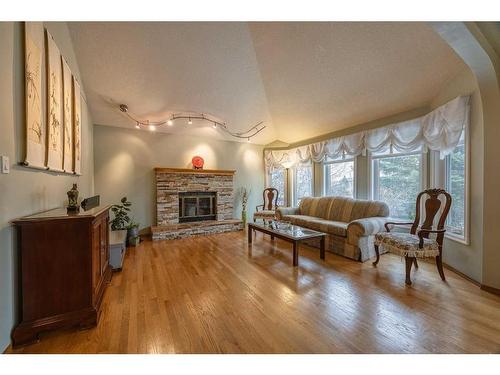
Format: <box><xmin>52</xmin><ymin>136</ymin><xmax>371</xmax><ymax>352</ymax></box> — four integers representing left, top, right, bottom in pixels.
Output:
<box><xmin>445</xmin><ymin>133</ymin><xmax>465</xmax><ymax>237</ymax></box>
<box><xmin>372</xmin><ymin>151</ymin><xmax>423</xmax><ymax>220</ymax></box>
<box><xmin>294</xmin><ymin>163</ymin><xmax>313</xmax><ymax>206</ymax></box>
<box><xmin>269</xmin><ymin>168</ymin><xmax>286</xmax><ymax>206</ymax></box>
<box><xmin>324</xmin><ymin>158</ymin><xmax>355</xmax><ymax>197</ymax></box>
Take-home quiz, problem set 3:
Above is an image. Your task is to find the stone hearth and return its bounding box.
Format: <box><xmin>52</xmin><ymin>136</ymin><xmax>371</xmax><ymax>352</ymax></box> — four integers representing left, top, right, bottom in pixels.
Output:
<box><xmin>152</xmin><ymin>167</ymin><xmax>243</xmax><ymax>240</ymax></box>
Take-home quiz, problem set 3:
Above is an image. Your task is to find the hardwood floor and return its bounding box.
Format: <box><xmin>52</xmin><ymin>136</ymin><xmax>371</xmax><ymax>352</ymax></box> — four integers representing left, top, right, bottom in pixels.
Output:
<box><xmin>8</xmin><ymin>230</ymin><xmax>500</xmax><ymax>354</ymax></box>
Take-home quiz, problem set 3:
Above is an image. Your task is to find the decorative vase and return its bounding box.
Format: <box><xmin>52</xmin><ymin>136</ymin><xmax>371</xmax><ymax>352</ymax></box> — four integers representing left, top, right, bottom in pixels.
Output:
<box><xmin>66</xmin><ymin>184</ymin><xmax>80</xmax><ymax>213</ymax></box>
<box><xmin>241</xmin><ymin>210</ymin><xmax>247</xmax><ymax>227</ymax></box>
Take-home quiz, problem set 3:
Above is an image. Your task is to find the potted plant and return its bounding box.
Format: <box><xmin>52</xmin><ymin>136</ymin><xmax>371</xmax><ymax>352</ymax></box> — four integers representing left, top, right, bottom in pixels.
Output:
<box><xmin>111</xmin><ymin>197</ymin><xmax>140</xmax><ymax>246</ymax></box>
<box><xmin>239</xmin><ymin>187</ymin><xmax>249</xmax><ymax>227</ymax></box>
<box><xmin>110</xmin><ymin>197</ymin><xmax>132</xmax><ymax>231</ymax></box>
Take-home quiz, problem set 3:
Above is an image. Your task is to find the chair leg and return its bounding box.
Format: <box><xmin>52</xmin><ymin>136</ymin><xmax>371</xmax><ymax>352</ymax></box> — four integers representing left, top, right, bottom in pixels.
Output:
<box><xmin>436</xmin><ymin>255</ymin><xmax>446</xmax><ymax>281</ymax></box>
<box><xmin>372</xmin><ymin>244</ymin><xmax>380</xmax><ymax>266</ymax></box>
<box><xmin>413</xmin><ymin>258</ymin><xmax>418</xmax><ymax>269</ymax></box>
<box><xmin>405</xmin><ymin>256</ymin><xmax>414</xmax><ymax>285</ymax></box>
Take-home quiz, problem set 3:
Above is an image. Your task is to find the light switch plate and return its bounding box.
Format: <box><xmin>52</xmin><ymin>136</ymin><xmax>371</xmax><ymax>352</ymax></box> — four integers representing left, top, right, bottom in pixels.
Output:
<box><xmin>1</xmin><ymin>155</ymin><xmax>10</xmax><ymax>174</ymax></box>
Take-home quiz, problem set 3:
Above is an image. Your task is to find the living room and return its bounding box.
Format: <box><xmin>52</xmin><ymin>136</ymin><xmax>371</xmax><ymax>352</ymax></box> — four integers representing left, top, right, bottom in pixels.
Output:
<box><xmin>1</xmin><ymin>0</ymin><xmax>499</xmax><ymax>372</ymax></box>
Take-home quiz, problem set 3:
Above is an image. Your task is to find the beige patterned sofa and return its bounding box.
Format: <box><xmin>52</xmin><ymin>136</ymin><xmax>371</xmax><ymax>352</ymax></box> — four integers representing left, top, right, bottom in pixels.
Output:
<box><xmin>276</xmin><ymin>196</ymin><xmax>390</xmax><ymax>261</ymax></box>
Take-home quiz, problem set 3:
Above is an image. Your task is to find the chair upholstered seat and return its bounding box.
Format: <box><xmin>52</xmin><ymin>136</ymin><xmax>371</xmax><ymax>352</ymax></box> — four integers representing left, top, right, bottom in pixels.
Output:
<box><xmin>253</xmin><ymin>210</ymin><xmax>276</xmax><ymax>218</ymax></box>
<box><xmin>375</xmin><ymin>232</ymin><xmax>439</xmax><ymax>258</ymax></box>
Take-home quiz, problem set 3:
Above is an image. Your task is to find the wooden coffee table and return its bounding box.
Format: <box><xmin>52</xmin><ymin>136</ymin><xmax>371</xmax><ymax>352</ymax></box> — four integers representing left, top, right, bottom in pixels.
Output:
<box><xmin>248</xmin><ymin>222</ymin><xmax>327</xmax><ymax>267</ymax></box>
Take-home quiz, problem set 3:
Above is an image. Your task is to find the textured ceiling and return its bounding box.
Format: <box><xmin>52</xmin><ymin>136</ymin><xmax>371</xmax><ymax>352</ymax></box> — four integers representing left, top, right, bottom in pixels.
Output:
<box><xmin>68</xmin><ymin>22</ymin><xmax>467</xmax><ymax>145</ymax></box>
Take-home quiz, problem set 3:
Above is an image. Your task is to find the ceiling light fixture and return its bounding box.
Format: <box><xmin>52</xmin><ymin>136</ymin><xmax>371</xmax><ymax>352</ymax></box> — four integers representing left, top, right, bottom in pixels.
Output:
<box><xmin>118</xmin><ymin>104</ymin><xmax>265</xmax><ymax>141</ymax></box>
<box><xmin>135</xmin><ymin>122</ymin><xmax>140</xmax><ymax>129</ymax></box>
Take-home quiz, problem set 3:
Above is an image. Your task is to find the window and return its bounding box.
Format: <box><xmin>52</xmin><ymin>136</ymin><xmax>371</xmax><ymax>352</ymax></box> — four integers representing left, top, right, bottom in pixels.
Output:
<box><xmin>323</xmin><ymin>156</ymin><xmax>355</xmax><ymax>198</ymax></box>
<box><xmin>293</xmin><ymin>163</ymin><xmax>313</xmax><ymax>206</ymax></box>
<box><xmin>444</xmin><ymin>131</ymin><xmax>467</xmax><ymax>241</ymax></box>
<box><xmin>370</xmin><ymin>149</ymin><xmax>425</xmax><ymax>220</ymax></box>
<box><xmin>268</xmin><ymin>168</ymin><xmax>286</xmax><ymax>206</ymax></box>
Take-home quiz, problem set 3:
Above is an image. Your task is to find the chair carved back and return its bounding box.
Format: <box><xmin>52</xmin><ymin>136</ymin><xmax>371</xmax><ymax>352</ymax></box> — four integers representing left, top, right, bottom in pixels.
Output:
<box><xmin>263</xmin><ymin>188</ymin><xmax>279</xmax><ymax>210</ymax></box>
<box><xmin>410</xmin><ymin>188</ymin><xmax>452</xmax><ymax>245</ymax></box>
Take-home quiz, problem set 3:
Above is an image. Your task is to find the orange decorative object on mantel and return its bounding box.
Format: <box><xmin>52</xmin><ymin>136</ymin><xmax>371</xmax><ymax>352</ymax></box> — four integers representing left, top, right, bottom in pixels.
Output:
<box><xmin>192</xmin><ymin>156</ymin><xmax>204</xmax><ymax>169</ymax></box>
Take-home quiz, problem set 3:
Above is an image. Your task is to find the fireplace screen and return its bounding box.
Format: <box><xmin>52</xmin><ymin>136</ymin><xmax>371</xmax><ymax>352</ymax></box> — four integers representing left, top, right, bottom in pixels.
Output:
<box><xmin>179</xmin><ymin>192</ymin><xmax>217</xmax><ymax>223</ymax></box>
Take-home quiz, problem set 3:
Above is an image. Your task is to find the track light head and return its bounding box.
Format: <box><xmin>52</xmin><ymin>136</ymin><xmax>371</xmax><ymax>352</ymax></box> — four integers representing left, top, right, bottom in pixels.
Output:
<box><xmin>149</xmin><ymin>125</ymin><xmax>156</xmax><ymax>131</ymax></box>
<box><xmin>167</xmin><ymin>119</ymin><xmax>173</xmax><ymax>126</ymax></box>
<box><xmin>119</xmin><ymin>104</ymin><xmax>128</xmax><ymax>113</ymax></box>
<box><xmin>188</xmin><ymin>117</ymin><xmax>193</xmax><ymax>125</ymax></box>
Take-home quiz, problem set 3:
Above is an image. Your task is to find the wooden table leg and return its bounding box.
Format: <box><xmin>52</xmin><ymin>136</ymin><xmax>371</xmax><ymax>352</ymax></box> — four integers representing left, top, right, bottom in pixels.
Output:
<box><xmin>248</xmin><ymin>226</ymin><xmax>253</xmax><ymax>243</ymax></box>
<box><xmin>320</xmin><ymin>236</ymin><xmax>325</xmax><ymax>260</ymax></box>
<box><xmin>293</xmin><ymin>241</ymin><xmax>299</xmax><ymax>267</ymax></box>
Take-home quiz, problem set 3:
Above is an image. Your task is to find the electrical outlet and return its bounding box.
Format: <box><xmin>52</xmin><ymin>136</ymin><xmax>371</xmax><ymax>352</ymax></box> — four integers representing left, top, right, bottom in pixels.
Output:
<box><xmin>1</xmin><ymin>155</ymin><xmax>10</xmax><ymax>174</ymax></box>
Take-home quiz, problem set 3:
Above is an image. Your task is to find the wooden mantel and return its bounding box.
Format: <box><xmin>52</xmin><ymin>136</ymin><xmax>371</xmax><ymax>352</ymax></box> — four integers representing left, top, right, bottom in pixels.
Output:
<box><xmin>154</xmin><ymin>167</ymin><xmax>236</xmax><ymax>176</ymax></box>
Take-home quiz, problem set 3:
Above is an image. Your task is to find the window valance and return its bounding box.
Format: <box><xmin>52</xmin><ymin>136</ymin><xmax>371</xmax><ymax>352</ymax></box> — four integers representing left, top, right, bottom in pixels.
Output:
<box><xmin>265</xmin><ymin>95</ymin><xmax>470</xmax><ymax>170</ymax></box>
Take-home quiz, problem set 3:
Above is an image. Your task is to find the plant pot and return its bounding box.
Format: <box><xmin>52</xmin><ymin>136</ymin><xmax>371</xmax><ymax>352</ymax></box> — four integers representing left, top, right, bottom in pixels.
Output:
<box><xmin>127</xmin><ymin>226</ymin><xmax>139</xmax><ymax>246</ymax></box>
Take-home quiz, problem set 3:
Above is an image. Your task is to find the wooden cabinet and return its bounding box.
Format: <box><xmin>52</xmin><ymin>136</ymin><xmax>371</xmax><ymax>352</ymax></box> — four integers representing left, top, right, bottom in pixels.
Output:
<box><xmin>11</xmin><ymin>206</ymin><xmax>112</xmax><ymax>347</ymax></box>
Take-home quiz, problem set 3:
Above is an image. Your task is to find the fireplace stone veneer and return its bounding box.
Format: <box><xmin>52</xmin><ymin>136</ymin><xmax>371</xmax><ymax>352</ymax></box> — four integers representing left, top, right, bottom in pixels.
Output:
<box><xmin>152</xmin><ymin>168</ymin><xmax>243</xmax><ymax>240</ymax></box>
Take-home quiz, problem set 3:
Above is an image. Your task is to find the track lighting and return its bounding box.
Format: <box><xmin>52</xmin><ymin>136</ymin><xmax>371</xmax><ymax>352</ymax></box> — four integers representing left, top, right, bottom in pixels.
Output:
<box><xmin>118</xmin><ymin>103</ymin><xmax>265</xmax><ymax>141</ymax></box>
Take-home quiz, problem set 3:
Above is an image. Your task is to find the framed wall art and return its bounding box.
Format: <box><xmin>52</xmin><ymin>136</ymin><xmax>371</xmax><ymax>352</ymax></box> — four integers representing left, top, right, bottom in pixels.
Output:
<box><xmin>24</xmin><ymin>22</ymin><xmax>46</xmax><ymax>170</ymax></box>
<box><xmin>62</xmin><ymin>56</ymin><xmax>73</xmax><ymax>173</ymax></box>
<box><xmin>73</xmin><ymin>77</ymin><xmax>82</xmax><ymax>175</ymax></box>
<box><xmin>46</xmin><ymin>30</ymin><xmax>64</xmax><ymax>172</ymax></box>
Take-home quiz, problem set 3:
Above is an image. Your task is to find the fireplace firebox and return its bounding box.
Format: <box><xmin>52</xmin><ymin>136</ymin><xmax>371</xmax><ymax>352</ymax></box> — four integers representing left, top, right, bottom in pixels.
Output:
<box><xmin>179</xmin><ymin>192</ymin><xmax>217</xmax><ymax>223</ymax></box>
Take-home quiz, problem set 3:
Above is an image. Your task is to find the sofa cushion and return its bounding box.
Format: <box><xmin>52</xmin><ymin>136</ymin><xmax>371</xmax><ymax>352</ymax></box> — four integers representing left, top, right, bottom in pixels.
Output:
<box><xmin>298</xmin><ymin>196</ymin><xmax>389</xmax><ymax>222</ymax></box>
<box><xmin>281</xmin><ymin>214</ymin><xmax>348</xmax><ymax>237</ymax></box>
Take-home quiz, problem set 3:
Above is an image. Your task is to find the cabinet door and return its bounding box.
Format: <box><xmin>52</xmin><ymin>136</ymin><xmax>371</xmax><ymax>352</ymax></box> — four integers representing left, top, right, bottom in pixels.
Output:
<box><xmin>100</xmin><ymin>217</ymin><xmax>109</xmax><ymax>275</ymax></box>
<box><xmin>92</xmin><ymin>220</ymin><xmax>102</xmax><ymax>294</ymax></box>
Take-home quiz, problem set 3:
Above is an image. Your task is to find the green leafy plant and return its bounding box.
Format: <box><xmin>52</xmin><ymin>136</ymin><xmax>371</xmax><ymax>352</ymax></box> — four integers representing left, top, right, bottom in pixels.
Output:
<box><xmin>110</xmin><ymin>197</ymin><xmax>132</xmax><ymax>230</ymax></box>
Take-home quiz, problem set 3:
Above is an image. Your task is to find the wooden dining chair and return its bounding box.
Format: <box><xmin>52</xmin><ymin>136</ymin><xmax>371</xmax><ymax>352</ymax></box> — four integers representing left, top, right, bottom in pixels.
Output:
<box><xmin>253</xmin><ymin>188</ymin><xmax>279</xmax><ymax>223</ymax></box>
<box><xmin>372</xmin><ymin>188</ymin><xmax>452</xmax><ymax>285</ymax></box>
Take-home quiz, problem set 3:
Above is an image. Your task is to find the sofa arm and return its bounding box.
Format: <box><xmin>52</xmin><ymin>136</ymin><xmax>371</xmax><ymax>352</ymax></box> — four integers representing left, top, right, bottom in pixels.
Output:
<box><xmin>276</xmin><ymin>207</ymin><xmax>299</xmax><ymax>220</ymax></box>
<box><xmin>347</xmin><ymin>217</ymin><xmax>388</xmax><ymax>244</ymax></box>
<box><xmin>348</xmin><ymin>217</ymin><xmax>388</xmax><ymax>236</ymax></box>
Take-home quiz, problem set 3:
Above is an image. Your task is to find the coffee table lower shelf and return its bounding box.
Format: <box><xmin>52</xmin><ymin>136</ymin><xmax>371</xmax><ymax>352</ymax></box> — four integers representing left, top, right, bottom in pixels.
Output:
<box><xmin>247</xmin><ymin>223</ymin><xmax>326</xmax><ymax>267</ymax></box>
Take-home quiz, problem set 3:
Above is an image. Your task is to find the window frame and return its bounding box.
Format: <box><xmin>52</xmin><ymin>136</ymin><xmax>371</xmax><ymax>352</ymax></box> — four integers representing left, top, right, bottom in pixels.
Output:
<box><xmin>292</xmin><ymin>162</ymin><xmax>314</xmax><ymax>207</ymax></box>
<box><xmin>266</xmin><ymin>167</ymin><xmax>288</xmax><ymax>207</ymax></box>
<box><xmin>322</xmin><ymin>156</ymin><xmax>357</xmax><ymax>198</ymax></box>
<box><xmin>430</xmin><ymin>128</ymin><xmax>470</xmax><ymax>245</ymax></box>
<box><xmin>368</xmin><ymin>149</ymin><xmax>428</xmax><ymax>221</ymax></box>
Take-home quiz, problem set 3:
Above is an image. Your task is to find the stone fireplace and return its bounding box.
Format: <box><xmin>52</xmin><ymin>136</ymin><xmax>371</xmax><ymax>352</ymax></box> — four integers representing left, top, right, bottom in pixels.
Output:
<box><xmin>152</xmin><ymin>167</ymin><xmax>242</xmax><ymax>240</ymax></box>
